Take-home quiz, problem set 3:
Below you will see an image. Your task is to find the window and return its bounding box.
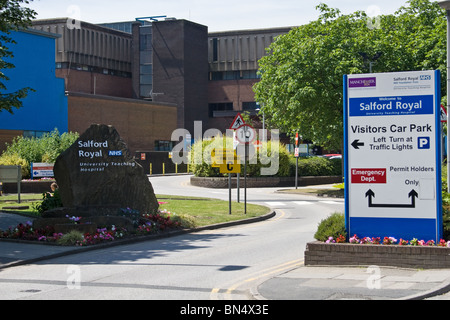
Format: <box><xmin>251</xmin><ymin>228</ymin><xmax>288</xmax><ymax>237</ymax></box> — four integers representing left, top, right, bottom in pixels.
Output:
<box><xmin>155</xmin><ymin>140</ymin><xmax>173</xmax><ymax>151</ymax></box>
<box><xmin>223</xmin><ymin>71</ymin><xmax>239</xmax><ymax>80</ymax></box>
<box><xmin>140</xmin><ymin>74</ymin><xmax>152</xmax><ymax>85</ymax></box>
<box><xmin>242</xmin><ymin>102</ymin><xmax>258</xmax><ymax>110</ymax></box>
<box><xmin>212</xmin><ymin>38</ymin><xmax>218</xmax><ymax>62</ymax></box>
<box><xmin>23</xmin><ymin>131</ymin><xmax>48</xmax><ymax>139</ymax></box>
<box><xmin>208</xmin><ymin>103</ymin><xmax>233</xmax><ymax>116</ymax></box>
<box><xmin>241</xmin><ymin>70</ymin><xmax>259</xmax><ymax>79</ymax></box>
<box><xmin>209</xmin><ymin>71</ymin><xmax>240</xmax><ymax>81</ymax></box>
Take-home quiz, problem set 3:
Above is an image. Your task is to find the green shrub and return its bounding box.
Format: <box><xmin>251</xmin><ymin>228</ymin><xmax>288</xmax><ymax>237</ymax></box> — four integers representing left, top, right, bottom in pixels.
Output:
<box><xmin>292</xmin><ymin>156</ymin><xmax>342</xmax><ymax>177</ymax></box>
<box><xmin>314</xmin><ymin>212</ymin><xmax>347</xmax><ymax>242</ymax></box>
<box><xmin>172</xmin><ymin>214</ymin><xmax>197</xmax><ymax>229</ymax></box>
<box><xmin>246</xmin><ymin>143</ymin><xmax>292</xmax><ymax>177</ymax></box>
<box><xmin>1</xmin><ymin>129</ymin><xmax>79</xmax><ymax>178</ymax></box>
<box><xmin>0</xmin><ymin>153</ymin><xmax>30</xmax><ymax>178</ymax></box>
<box><xmin>56</xmin><ymin>230</ymin><xmax>84</xmax><ymax>246</ymax></box>
<box><xmin>34</xmin><ymin>189</ymin><xmax>63</xmax><ymax>214</ymax></box>
<box><xmin>190</xmin><ymin>136</ymin><xmax>292</xmax><ymax>177</ymax></box>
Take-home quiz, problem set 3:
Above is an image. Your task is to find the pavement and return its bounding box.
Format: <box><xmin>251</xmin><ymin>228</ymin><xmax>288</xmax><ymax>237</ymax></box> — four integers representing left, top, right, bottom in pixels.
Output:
<box><xmin>1</xmin><ymin>211</ymin><xmax>450</xmax><ymax>300</ymax></box>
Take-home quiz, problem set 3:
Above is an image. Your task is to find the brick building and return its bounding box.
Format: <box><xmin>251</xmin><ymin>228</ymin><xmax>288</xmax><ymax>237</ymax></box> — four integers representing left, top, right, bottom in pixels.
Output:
<box><xmin>207</xmin><ymin>27</ymin><xmax>292</xmax><ymax>131</ymax></box>
<box><xmin>1</xmin><ymin>16</ymin><xmax>294</xmax><ymax>155</ymax></box>
<box><xmin>42</xmin><ymin>16</ymin><xmax>293</xmax><ymax>134</ymax></box>
<box><xmin>32</xmin><ymin>18</ymin><xmax>134</xmax><ymax>98</ymax></box>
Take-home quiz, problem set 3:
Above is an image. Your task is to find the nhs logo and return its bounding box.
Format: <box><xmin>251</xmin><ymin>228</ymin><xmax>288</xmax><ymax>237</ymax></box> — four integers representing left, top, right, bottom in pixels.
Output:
<box><xmin>420</xmin><ymin>75</ymin><xmax>431</xmax><ymax>81</ymax></box>
<box><xmin>108</xmin><ymin>150</ymin><xmax>122</xmax><ymax>156</ymax></box>
<box><xmin>418</xmin><ymin>137</ymin><xmax>430</xmax><ymax>149</ymax></box>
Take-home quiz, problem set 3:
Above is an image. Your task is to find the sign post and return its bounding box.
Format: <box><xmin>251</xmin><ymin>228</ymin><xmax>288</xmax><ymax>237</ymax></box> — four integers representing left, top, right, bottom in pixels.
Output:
<box><xmin>295</xmin><ymin>132</ymin><xmax>299</xmax><ymax>189</ymax></box>
<box><xmin>236</xmin><ymin>124</ymin><xmax>256</xmax><ymax>215</ymax></box>
<box><xmin>344</xmin><ymin>70</ymin><xmax>442</xmax><ymax>242</ymax></box>
<box><xmin>216</xmin><ymin>149</ymin><xmax>241</xmax><ymax>215</ymax></box>
<box><xmin>229</xmin><ymin>114</ymin><xmax>246</xmax><ymax>204</ymax></box>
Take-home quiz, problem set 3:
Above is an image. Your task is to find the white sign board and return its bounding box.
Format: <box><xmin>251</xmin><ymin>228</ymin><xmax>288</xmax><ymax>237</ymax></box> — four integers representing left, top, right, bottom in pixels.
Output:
<box><xmin>31</xmin><ymin>163</ymin><xmax>54</xmax><ymax>179</ymax></box>
<box><xmin>344</xmin><ymin>70</ymin><xmax>442</xmax><ymax>242</ymax></box>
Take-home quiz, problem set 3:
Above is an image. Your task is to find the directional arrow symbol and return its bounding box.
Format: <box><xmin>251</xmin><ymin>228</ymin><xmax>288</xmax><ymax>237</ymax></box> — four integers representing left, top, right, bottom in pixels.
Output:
<box><xmin>351</xmin><ymin>139</ymin><xmax>365</xmax><ymax>149</ymax></box>
<box><xmin>365</xmin><ymin>189</ymin><xmax>418</xmax><ymax>208</ymax></box>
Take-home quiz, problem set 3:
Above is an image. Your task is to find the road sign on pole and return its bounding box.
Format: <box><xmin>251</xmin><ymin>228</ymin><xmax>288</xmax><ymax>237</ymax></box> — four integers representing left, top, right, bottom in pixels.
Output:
<box><xmin>229</xmin><ymin>113</ymin><xmax>245</xmax><ymax>130</ymax></box>
<box><xmin>236</xmin><ymin>124</ymin><xmax>256</xmax><ymax>144</ymax></box>
<box><xmin>441</xmin><ymin>104</ymin><xmax>447</xmax><ymax>123</ymax></box>
<box><xmin>219</xmin><ymin>161</ymin><xmax>241</xmax><ymax>174</ymax></box>
<box><xmin>235</xmin><ymin>124</ymin><xmax>256</xmax><ymax>214</ymax></box>
<box><xmin>344</xmin><ymin>70</ymin><xmax>442</xmax><ymax>242</ymax></box>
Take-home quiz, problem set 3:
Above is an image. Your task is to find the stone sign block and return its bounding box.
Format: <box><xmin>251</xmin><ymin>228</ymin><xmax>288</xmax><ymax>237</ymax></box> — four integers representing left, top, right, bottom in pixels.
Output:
<box><xmin>54</xmin><ymin>124</ymin><xmax>159</xmax><ymax>215</ymax></box>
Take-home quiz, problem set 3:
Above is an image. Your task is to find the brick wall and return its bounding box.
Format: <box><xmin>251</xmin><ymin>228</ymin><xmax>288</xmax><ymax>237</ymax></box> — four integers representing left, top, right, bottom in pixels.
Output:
<box><xmin>305</xmin><ymin>241</ymin><xmax>450</xmax><ymax>269</ymax></box>
<box><xmin>0</xmin><ymin>130</ymin><xmax>23</xmax><ymax>154</ymax></box>
<box><xmin>68</xmin><ymin>93</ymin><xmax>177</xmax><ymax>154</ymax></box>
<box><xmin>190</xmin><ymin>176</ymin><xmax>342</xmax><ymax>188</ymax></box>
<box><xmin>57</xmin><ymin>69</ymin><xmax>132</xmax><ymax>98</ymax></box>
<box><xmin>208</xmin><ymin>79</ymin><xmax>257</xmax><ymax>109</ymax></box>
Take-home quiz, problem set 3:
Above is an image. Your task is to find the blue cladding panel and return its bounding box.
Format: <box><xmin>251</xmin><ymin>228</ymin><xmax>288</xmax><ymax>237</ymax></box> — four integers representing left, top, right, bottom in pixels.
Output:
<box><xmin>0</xmin><ymin>30</ymin><xmax>67</xmax><ymax>132</ymax></box>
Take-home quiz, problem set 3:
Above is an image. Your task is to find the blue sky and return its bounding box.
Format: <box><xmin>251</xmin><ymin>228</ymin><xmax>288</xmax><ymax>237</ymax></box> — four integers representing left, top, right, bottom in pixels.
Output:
<box><xmin>27</xmin><ymin>0</ymin><xmax>409</xmax><ymax>32</ymax></box>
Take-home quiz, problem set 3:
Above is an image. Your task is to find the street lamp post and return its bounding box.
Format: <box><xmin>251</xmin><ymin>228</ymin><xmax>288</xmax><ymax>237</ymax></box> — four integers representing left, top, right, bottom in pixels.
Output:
<box><xmin>438</xmin><ymin>1</ymin><xmax>450</xmax><ymax>192</ymax></box>
<box><xmin>255</xmin><ymin>106</ymin><xmax>266</xmax><ymax>141</ymax></box>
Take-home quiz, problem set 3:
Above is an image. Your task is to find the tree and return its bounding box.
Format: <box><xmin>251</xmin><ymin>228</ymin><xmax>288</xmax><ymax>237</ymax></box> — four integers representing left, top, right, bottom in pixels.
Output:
<box><xmin>253</xmin><ymin>0</ymin><xmax>446</xmax><ymax>150</ymax></box>
<box><xmin>0</xmin><ymin>0</ymin><xmax>36</xmax><ymax>114</ymax></box>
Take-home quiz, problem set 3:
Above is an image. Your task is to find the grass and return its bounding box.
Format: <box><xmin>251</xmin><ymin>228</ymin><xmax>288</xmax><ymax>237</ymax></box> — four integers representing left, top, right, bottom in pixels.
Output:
<box><xmin>0</xmin><ymin>193</ymin><xmax>272</xmax><ymax>227</ymax></box>
<box><xmin>157</xmin><ymin>195</ymin><xmax>271</xmax><ymax>227</ymax></box>
<box><xmin>278</xmin><ymin>183</ymin><xmax>345</xmax><ymax>198</ymax></box>
<box><xmin>0</xmin><ymin>193</ymin><xmax>42</xmax><ymax>216</ymax></box>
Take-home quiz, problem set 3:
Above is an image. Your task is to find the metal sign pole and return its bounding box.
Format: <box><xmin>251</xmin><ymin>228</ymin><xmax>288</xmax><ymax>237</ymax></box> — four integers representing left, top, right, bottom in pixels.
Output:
<box><xmin>295</xmin><ymin>133</ymin><xmax>299</xmax><ymax>189</ymax></box>
<box><xmin>237</xmin><ymin>173</ymin><xmax>240</xmax><ymax>203</ymax></box>
<box><xmin>228</xmin><ymin>173</ymin><xmax>232</xmax><ymax>215</ymax></box>
<box><xmin>244</xmin><ymin>142</ymin><xmax>247</xmax><ymax>215</ymax></box>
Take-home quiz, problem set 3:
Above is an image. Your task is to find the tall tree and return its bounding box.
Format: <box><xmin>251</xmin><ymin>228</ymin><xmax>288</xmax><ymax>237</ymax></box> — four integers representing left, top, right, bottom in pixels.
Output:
<box><xmin>0</xmin><ymin>0</ymin><xmax>36</xmax><ymax>114</ymax></box>
<box><xmin>254</xmin><ymin>0</ymin><xmax>446</xmax><ymax>150</ymax></box>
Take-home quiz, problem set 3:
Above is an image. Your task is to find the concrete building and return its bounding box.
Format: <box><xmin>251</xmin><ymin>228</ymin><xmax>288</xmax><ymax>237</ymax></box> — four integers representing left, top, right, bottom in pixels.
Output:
<box><xmin>32</xmin><ymin>18</ymin><xmax>133</xmax><ymax>98</ymax></box>
<box><xmin>32</xmin><ymin>17</ymin><xmax>210</xmax><ymax>135</ymax></box>
<box><xmin>1</xmin><ymin>16</ymin><xmax>294</xmax><ymax>155</ymax></box>
<box><xmin>131</xmin><ymin>19</ymin><xmax>209</xmax><ymax>134</ymax></box>
<box><xmin>0</xmin><ymin>23</ymin><xmax>178</xmax><ymax>155</ymax></box>
<box><xmin>207</xmin><ymin>27</ymin><xmax>292</xmax><ymax>131</ymax></box>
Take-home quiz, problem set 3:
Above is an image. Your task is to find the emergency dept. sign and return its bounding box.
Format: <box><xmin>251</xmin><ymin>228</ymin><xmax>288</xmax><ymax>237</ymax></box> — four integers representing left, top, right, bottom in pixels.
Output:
<box><xmin>344</xmin><ymin>70</ymin><xmax>442</xmax><ymax>242</ymax></box>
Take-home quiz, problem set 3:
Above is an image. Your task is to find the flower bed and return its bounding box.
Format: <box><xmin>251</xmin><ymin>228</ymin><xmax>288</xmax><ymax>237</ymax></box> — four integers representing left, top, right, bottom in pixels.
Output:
<box><xmin>326</xmin><ymin>234</ymin><xmax>450</xmax><ymax>247</ymax></box>
<box><xmin>305</xmin><ymin>237</ymin><xmax>450</xmax><ymax>269</ymax></box>
<box><xmin>0</xmin><ymin>208</ymin><xmax>183</xmax><ymax>246</ymax></box>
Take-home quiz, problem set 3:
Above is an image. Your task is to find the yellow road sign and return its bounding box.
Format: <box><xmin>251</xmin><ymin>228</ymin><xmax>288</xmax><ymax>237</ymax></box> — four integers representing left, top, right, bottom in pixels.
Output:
<box><xmin>219</xmin><ymin>162</ymin><xmax>241</xmax><ymax>174</ymax></box>
<box><xmin>211</xmin><ymin>149</ymin><xmax>241</xmax><ymax>168</ymax></box>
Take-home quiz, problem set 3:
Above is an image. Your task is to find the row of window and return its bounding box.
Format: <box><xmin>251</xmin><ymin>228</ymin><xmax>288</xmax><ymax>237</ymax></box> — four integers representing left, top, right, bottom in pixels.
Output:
<box><xmin>55</xmin><ymin>62</ymin><xmax>132</xmax><ymax>78</ymax></box>
<box><xmin>209</xmin><ymin>70</ymin><xmax>259</xmax><ymax>81</ymax></box>
<box><xmin>208</xmin><ymin>102</ymin><xmax>258</xmax><ymax>117</ymax></box>
<box><xmin>55</xmin><ymin>61</ymin><xmax>259</xmax><ymax>83</ymax></box>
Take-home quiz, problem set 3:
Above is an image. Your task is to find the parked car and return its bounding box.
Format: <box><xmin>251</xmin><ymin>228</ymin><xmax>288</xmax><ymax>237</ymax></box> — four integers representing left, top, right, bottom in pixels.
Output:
<box><xmin>321</xmin><ymin>154</ymin><xmax>342</xmax><ymax>159</ymax></box>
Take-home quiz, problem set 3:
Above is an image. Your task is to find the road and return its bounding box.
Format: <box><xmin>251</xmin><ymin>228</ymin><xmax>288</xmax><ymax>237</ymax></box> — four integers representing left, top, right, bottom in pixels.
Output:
<box><xmin>0</xmin><ymin>175</ymin><xmax>343</xmax><ymax>300</ymax></box>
